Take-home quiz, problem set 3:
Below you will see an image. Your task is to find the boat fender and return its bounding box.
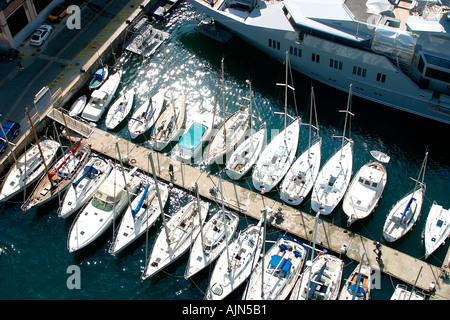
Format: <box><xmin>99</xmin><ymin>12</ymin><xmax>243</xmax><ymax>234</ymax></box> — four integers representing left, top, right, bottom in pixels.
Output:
<box><xmin>130</xmin><ymin>158</ymin><xmax>137</xmax><ymax>164</ymax></box>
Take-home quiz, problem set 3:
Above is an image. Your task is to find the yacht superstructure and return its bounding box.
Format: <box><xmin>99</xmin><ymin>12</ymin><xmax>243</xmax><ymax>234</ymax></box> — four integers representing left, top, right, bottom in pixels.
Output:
<box><xmin>188</xmin><ymin>0</ymin><xmax>450</xmax><ymax>124</ymax></box>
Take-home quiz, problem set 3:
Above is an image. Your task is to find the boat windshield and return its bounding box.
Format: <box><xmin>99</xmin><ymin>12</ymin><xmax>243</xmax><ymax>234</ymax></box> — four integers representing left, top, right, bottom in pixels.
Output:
<box><xmin>92</xmin><ymin>190</ymin><xmax>120</xmax><ymax>212</ymax></box>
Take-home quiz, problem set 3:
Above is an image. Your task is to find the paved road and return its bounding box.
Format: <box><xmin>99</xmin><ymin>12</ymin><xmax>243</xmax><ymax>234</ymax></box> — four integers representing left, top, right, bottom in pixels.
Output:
<box><xmin>0</xmin><ymin>0</ymin><xmax>134</xmax><ymax>131</ymax></box>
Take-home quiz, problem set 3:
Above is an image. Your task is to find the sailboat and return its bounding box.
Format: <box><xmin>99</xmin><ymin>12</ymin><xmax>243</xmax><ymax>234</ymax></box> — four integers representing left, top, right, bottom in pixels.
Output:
<box><xmin>82</xmin><ymin>69</ymin><xmax>123</xmax><ymax>123</ymax></box>
<box><xmin>290</xmin><ymin>253</ymin><xmax>344</xmax><ymax>300</ymax></box>
<box><xmin>0</xmin><ymin>139</ymin><xmax>60</xmax><ymax>202</ymax></box>
<box><xmin>225</xmin><ymin>80</ymin><xmax>266</xmax><ymax>180</ymax></box>
<box><xmin>67</xmin><ymin>164</ymin><xmax>142</xmax><ymax>253</ymax></box>
<box><xmin>128</xmin><ymin>89</ymin><xmax>165</xmax><ymax>140</ymax></box>
<box><xmin>185</xmin><ymin>209</ymin><xmax>239</xmax><ymax>279</ymax></box>
<box><xmin>311</xmin><ymin>85</ymin><xmax>354</xmax><ymax>215</ymax></box>
<box><xmin>58</xmin><ymin>154</ymin><xmax>113</xmax><ymax>219</ymax></box>
<box><xmin>185</xmin><ymin>175</ymin><xmax>239</xmax><ymax>279</ymax></box>
<box><xmin>149</xmin><ymin>46</ymin><xmax>186</xmax><ymax>151</ymax></box>
<box><xmin>252</xmin><ymin>52</ymin><xmax>301</xmax><ymax>193</ymax></box>
<box><xmin>21</xmin><ymin>139</ymin><xmax>91</xmax><ymax>212</ymax></box>
<box><xmin>343</xmin><ymin>151</ymin><xmax>390</xmax><ymax>226</ymax></box>
<box><xmin>391</xmin><ymin>266</ymin><xmax>425</xmax><ymax>300</ymax></box>
<box><xmin>202</xmin><ymin>58</ymin><xmax>250</xmax><ymax>166</ymax></box>
<box><xmin>383</xmin><ymin>150</ymin><xmax>428</xmax><ymax>242</ymax></box>
<box><xmin>109</xmin><ymin>178</ymin><xmax>169</xmax><ymax>255</ymax></box>
<box><xmin>105</xmin><ymin>89</ymin><xmax>135</xmax><ymax>130</ymax></box>
<box><xmin>338</xmin><ymin>258</ymin><xmax>372</xmax><ymax>300</ymax></box>
<box><xmin>141</xmin><ymin>192</ymin><xmax>210</xmax><ymax>280</ymax></box>
<box><xmin>205</xmin><ymin>214</ymin><xmax>265</xmax><ymax>300</ymax></box>
<box><xmin>391</xmin><ymin>284</ymin><xmax>425</xmax><ymax>300</ymax></box>
<box><xmin>280</xmin><ymin>86</ymin><xmax>321</xmax><ymax>205</ymax></box>
<box><xmin>149</xmin><ymin>94</ymin><xmax>186</xmax><ymax>151</ymax></box>
<box><xmin>243</xmin><ymin>235</ymin><xmax>308</xmax><ymax>300</ymax></box>
<box><xmin>424</xmin><ymin>202</ymin><xmax>450</xmax><ymax>259</ymax></box>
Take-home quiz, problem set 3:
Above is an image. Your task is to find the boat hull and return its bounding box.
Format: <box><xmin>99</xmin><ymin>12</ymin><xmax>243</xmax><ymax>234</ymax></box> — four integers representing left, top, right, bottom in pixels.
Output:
<box><xmin>59</xmin><ymin>155</ymin><xmax>113</xmax><ymax>219</ymax></box>
<box><xmin>311</xmin><ymin>140</ymin><xmax>353</xmax><ymax>215</ymax></box>
<box><xmin>0</xmin><ymin>139</ymin><xmax>60</xmax><ymax>202</ymax></box>
<box><xmin>252</xmin><ymin>118</ymin><xmax>300</xmax><ymax>193</ymax></box>
<box><xmin>141</xmin><ymin>200</ymin><xmax>210</xmax><ymax>280</ymax></box>
<box><xmin>280</xmin><ymin>137</ymin><xmax>321</xmax><ymax>206</ymax></box>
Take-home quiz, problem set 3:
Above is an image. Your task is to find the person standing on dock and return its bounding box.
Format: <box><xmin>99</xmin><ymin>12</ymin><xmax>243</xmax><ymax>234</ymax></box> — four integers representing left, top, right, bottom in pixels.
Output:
<box><xmin>373</xmin><ymin>242</ymin><xmax>382</xmax><ymax>262</ymax></box>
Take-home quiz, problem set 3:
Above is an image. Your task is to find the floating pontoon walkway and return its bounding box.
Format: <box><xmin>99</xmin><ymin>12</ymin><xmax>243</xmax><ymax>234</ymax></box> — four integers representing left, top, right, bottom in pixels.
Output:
<box><xmin>49</xmin><ymin>109</ymin><xmax>450</xmax><ymax>300</ymax></box>
<box><xmin>123</xmin><ymin>18</ymin><xmax>170</xmax><ymax>57</ymax></box>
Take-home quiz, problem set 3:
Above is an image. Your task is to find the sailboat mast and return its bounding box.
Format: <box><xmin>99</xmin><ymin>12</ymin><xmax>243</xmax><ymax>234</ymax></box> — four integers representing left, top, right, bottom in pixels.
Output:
<box><xmin>306</xmin><ymin>211</ymin><xmax>320</xmax><ymax>299</ymax></box>
<box><xmin>341</xmin><ymin>84</ymin><xmax>353</xmax><ymax>151</ymax></box>
<box><xmin>149</xmin><ymin>152</ymin><xmax>171</xmax><ymax>245</ymax></box>
<box><xmin>221</xmin><ymin>58</ymin><xmax>227</xmax><ymax>151</ymax></box>
<box><xmin>194</xmin><ymin>182</ymin><xmax>205</xmax><ymax>251</ymax></box>
<box><xmin>260</xmin><ymin>207</ymin><xmax>267</xmax><ymax>298</ymax></box>
<box><xmin>219</xmin><ymin>173</ymin><xmax>231</xmax><ymax>271</ymax></box>
<box><xmin>284</xmin><ymin>52</ymin><xmax>288</xmax><ymax>141</ymax></box>
<box><xmin>61</xmin><ymin>112</ymin><xmax>74</xmax><ymax>152</ymax></box>
<box><xmin>26</xmin><ymin>109</ymin><xmax>52</xmax><ymax>183</ymax></box>
<box><xmin>116</xmin><ymin>142</ymin><xmax>134</xmax><ymax>214</ymax></box>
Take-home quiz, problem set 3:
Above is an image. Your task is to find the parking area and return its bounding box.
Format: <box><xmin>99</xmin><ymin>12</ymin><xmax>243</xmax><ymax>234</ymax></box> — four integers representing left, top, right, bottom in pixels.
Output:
<box><xmin>0</xmin><ymin>0</ymin><xmax>136</xmax><ymax>146</ymax></box>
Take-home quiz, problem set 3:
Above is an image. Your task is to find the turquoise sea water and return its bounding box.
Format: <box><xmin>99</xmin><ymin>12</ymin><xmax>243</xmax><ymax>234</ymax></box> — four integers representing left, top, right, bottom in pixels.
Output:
<box><xmin>0</xmin><ymin>2</ymin><xmax>449</xmax><ymax>302</ymax></box>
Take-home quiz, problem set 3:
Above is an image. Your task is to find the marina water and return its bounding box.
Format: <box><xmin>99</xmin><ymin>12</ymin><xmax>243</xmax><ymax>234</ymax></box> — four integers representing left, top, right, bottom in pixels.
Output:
<box><xmin>0</xmin><ymin>2</ymin><xmax>449</xmax><ymax>300</ymax></box>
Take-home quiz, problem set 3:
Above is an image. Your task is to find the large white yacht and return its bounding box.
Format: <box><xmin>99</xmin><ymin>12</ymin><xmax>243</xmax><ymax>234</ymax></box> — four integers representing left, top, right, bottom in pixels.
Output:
<box><xmin>188</xmin><ymin>0</ymin><xmax>450</xmax><ymax>124</ymax></box>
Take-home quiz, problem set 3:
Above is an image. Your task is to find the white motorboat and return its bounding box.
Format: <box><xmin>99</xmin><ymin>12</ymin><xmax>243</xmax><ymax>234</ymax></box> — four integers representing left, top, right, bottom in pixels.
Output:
<box><xmin>311</xmin><ymin>86</ymin><xmax>354</xmax><ymax>215</ymax></box>
<box><xmin>184</xmin><ymin>209</ymin><xmax>239</xmax><ymax>279</ymax></box>
<box><xmin>82</xmin><ymin>69</ymin><xmax>123</xmax><ymax>123</ymax></box>
<box><xmin>390</xmin><ymin>284</ymin><xmax>425</xmax><ymax>300</ymax></box>
<box><xmin>338</xmin><ymin>260</ymin><xmax>372</xmax><ymax>300</ymax></box>
<box><xmin>104</xmin><ymin>89</ymin><xmax>135</xmax><ymax>130</ymax></box>
<box><xmin>21</xmin><ymin>142</ymin><xmax>91</xmax><ymax>211</ymax></box>
<box><xmin>128</xmin><ymin>88</ymin><xmax>165</xmax><ymax>140</ymax></box>
<box><xmin>0</xmin><ymin>139</ymin><xmax>60</xmax><ymax>202</ymax></box>
<box><xmin>280</xmin><ymin>86</ymin><xmax>321</xmax><ymax>205</ymax></box>
<box><xmin>202</xmin><ymin>58</ymin><xmax>250</xmax><ymax>166</ymax></box>
<box><xmin>252</xmin><ymin>53</ymin><xmax>301</xmax><ymax>192</ymax></box>
<box><xmin>280</xmin><ymin>137</ymin><xmax>321</xmax><ymax>206</ymax></box>
<box><xmin>383</xmin><ymin>151</ymin><xmax>428</xmax><ymax>242</ymax></box>
<box><xmin>109</xmin><ymin>180</ymin><xmax>169</xmax><ymax>255</ymax></box>
<box><xmin>141</xmin><ymin>198</ymin><xmax>210</xmax><ymax>280</ymax></box>
<box><xmin>243</xmin><ymin>235</ymin><xmax>308</xmax><ymax>300</ymax></box>
<box><xmin>424</xmin><ymin>202</ymin><xmax>450</xmax><ymax>259</ymax></box>
<box><xmin>290</xmin><ymin>253</ymin><xmax>344</xmax><ymax>300</ymax></box>
<box><xmin>58</xmin><ymin>154</ymin><xmax>113</xmax><ymax>219</ymax></box>
<box><xmin>205</xmin><ymin>218</ymin><xmax>264</xmax><ymax>300</ymax></box>
<box><xmin>343</xmin><ymin>150</ymin><xmax>390</xmax><ymax>226</ymax></box>
<box><xmin>170</xmin><ymin>115</ymin><xmax>213</xmax><ymax>164</ymax></box>
<box><xmin>67</xmin><ymin>166</ymin><xmax>141</xmax><ymax>253</ymax></box>
<box><xmin>149</xmin><ymin>94</ymin><xmax>186</xmax><ymax>151</ymax></box>
<box><xmin>88</xmin><ymin>65</ymin><xmax>108</xmax><ymax>90</ymax></box>
<box><xmin>68</xmin><ymin>95</ymin><xmax>87</xmax><ymax>117</ymax></box>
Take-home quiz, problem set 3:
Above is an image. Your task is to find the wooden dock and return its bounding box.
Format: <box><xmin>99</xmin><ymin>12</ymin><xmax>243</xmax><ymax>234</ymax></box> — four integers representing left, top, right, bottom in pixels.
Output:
<box><xmin>49</xmin><ymin>109</ymin><xmax>450</xmax><ymax>299</ymax></box>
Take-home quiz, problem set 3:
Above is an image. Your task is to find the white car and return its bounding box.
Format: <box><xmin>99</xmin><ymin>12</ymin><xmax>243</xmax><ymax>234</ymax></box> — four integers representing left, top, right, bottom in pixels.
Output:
<box><xmin>30</xmin><ymin>25</ymin><xmax>53</xmax><ymax>46</ymax></box>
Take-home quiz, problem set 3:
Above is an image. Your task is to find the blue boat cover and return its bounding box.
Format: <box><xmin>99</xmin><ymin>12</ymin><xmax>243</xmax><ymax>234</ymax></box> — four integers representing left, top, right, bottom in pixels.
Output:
<box><xmin>178</xmin><ymin>122</ymin><xmax>207</xmax><ymax>151</ymax></box>
<box><xmin>72</xmin><ymin>165</ymin><xmax>99</xmax><ymax>188</ymax></box>
<box><xmin>94</xmin><ymin>69</ymin><xmax>105</xmax><ymax>80</ymax></box>
<box><xmin>269</xmin><ymin>255</ymin><xmax>292</xmax><ymax>273</ymax></box>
